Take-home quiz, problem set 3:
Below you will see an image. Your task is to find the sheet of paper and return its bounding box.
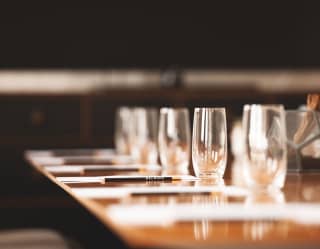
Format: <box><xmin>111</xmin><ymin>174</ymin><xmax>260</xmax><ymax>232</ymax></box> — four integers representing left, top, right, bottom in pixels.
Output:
<box><xmin>45</xmin><ymin>166</ymin><xmax>83</xmax><ymax>174</ymax></box>
<box><xmin>72</xmin><ymin>188</ymin><xmax>129</xmax><ymax>199</ymax></box>
<box><xmin>107</xmin><ymin>203</ymin><xmax>320</xmax><ymax>226</ymax></box>
<box><xmin>45</xmin><ymin>164</ymin><xmax>162</xmax><ymax>173</ymax></box>
<box><xmin>71</xmin><ymin>185</ymin><xmax>248</xmax><ymax>199</ymax></box>
<box><xmin>102</xmin><ymin>175</ymin><xmax>198</xmax><ymax>182</ymax></box>
<box><xmin>26</xmin><ymin>148</ymin><xmax>115</xmax><ymax>158</ymax></box>
<box><xmin>60</xmin><ymin>155</ymin><xmax>132</xmax><ymax>161</ymax></box>
<box><xmin>32</xmin><ymin>157</ymin><xmax>64</xmax><ymax>165</ymax></box>
<box><xmin>31</xmin><ymin>154</ymin><xmax>133</xmax><ymax>165</ymax></box>
<box><xmin>57</xmin><ymin>176</ymin><xmax>104</xmax><ymax>183</ymax></box>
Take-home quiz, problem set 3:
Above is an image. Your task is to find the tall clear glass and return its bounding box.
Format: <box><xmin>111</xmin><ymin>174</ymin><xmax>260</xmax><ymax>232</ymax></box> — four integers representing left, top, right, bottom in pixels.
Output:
<box><xmin>114</xmin><ymin>107</ymin><xmax>133</xmax><ymax>155</ymax></box>
<box><xmin>130</xmin><ymin>108</ymin><xmax>159</xmax><ymax>164</ymax></box>
<box><xmin>158</xmin><ymin>108</ymin><xmax>191</xmax><ymax>174</ymax></box>
<box><xmin>242</xmin><ymin>105</ymin><xmax>287</xmax><ymax>190</ymax></box>
<box><xmin>192</xmin><ymin>108</ymin><xmax>227</xmax><ymax>179</ymax></box>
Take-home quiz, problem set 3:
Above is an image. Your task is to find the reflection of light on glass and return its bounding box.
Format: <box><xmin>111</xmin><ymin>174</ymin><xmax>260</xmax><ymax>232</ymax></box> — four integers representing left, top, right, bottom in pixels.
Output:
<box><xmin>193</xmin><ymin>192</ymin><xmax>228</xmax><ymax>241</ymax></box>
<box><xmin>167</xmin><ymin>110</ymin><xmax>176</xmax><ymax>139</ymax></box>
<box><xmin>200</xmin><ymin>110</ymin><xmax>206</xmax><ymax>142</ymax></box>
<box><xmin>249</xmin><ymin>106</ymin><xmax>268</xmax><ymax>152</ymax></box>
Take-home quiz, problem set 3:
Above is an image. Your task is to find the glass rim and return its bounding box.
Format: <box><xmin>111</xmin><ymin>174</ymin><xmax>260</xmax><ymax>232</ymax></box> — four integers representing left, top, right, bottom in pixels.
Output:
<box><xmin>194</xmin><ymin>107</ymin><xmax>226</xmax><ymax>112</ymax></box>
<box><xmin>116</xmin><ymin>106</ymin><xmax>132</xmax><ymax>110</ymax></box>
<box><xmin>243</xmin><ymin>104</ymin><xmax>284</xmax><ymax>110</ymax></box>
<box><xmin>131</xmin><ymin>107</ymin><xmax>158</xmax><ymax>111</ymax></box>
<box><xmin>160</xmin><ymin>107</ymin><xmax>189</xmax><ymax>113</ymax></box>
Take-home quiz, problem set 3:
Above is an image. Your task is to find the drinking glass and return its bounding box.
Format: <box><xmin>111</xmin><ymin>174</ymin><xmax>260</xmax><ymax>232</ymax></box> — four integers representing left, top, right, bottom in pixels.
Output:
<box><xmin>158</xmin><ymin>108</ymin><xmax>191</xmax><ymax>174</ymax></box>
<box><xmin>130</xmin><ymin>108</ymin><xmax>159</xmax><ymax>164</ymax></box>
<box><xmin>192</xmin><ymin>108</ymin><xmax>227</xmax><ymax>179</ymax></box>
<box><xmin>114</xmin><ymin>107</ymin><xmax>133</xmax><ymax>155</ymax></box>
<box><xmin>242</xmin><ymin>105</ymin><xmax>287</xmax><ymax>190</ymax></box>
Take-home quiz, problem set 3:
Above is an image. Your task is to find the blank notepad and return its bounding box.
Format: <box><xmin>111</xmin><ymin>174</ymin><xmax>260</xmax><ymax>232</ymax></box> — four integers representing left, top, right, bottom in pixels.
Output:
<box><xmin>57</xmin><ymin>176</ymin><xmax>104</xmax><ymax>183</ymax></box>
<box><xmin>32</xmin><ymin>155</ymin><xmax>133</xmax><ymax>166</ymax></box>
<box><xmin>46</xmin><ymin>164</ymin><xmax>161</xmax><ymax>174</ymax></box>
<box><xmin>45</xmin><ymin>166</ymin><xmax>84</xmax><ymax>174</ymax></box>
<box><xmin>71</xmin><ymin>185</ymin><xmax>248</xmax><ymax>199</ymax></box>
<box><xmin>107</xmin><ymin>203</ymin><xmax>320</xmax><ymax>226</ymax></box>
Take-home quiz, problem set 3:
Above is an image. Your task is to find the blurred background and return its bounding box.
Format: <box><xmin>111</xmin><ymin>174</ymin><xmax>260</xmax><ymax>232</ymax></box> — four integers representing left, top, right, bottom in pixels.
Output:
<box><xmin>0</xmin><ymin>2</ymin><xmax>319</xmax><ymax>248</ymax></box>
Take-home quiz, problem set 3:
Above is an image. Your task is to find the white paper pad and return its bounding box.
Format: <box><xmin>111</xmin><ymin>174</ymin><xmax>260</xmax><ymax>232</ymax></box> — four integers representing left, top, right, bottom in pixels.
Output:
<box><xmin>73</xmin><ymin>188</ymin><xmax>129</xmax><ymax>198</ymax></box>
<box><xmin>33</xmin><ymin>157</ymin><xmax>64</xmax><ymax>165</ymax></box>
<box><xmin>45</xmin><ymin>166</ymin><xmax>84</xmax><ymax>174</ymax></box>
<box><xmin>26</xmin><ymin>148</ymin><xmax>115</xmax><ymax>157</ymax></box>
<box><xmin>31</xmin><ymin>155</ymin><xmax>133</xmax><ymax>165</ymax></box>
<box><xmin>107</xmin><ymin>203</ymin><xmax>320</xmax><ymax>226</ymax></box>
<box><xmin>45</xmin><ymin>164</ymin><xmax>161</xmax><ymax>174</ymax></box>
<box><xmin>57</xmin><ymin>176</ymin><xmax>104</xmax><ymax>183</ymax></box>
<box><xmin>102</xmin><ymin>175</ymin><xmax>198</xmax><ymax>182</ymax></box>
<box><xmin>71</xmin><ymin>185</ymin><xmax>248</xmax><ymax>199</ymax></box>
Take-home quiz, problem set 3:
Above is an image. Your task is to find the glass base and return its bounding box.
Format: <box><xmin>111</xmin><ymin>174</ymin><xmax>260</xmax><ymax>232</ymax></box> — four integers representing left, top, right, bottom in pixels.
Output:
<box><xmin>196</xmin><ymin>176</ymin><xmax>225</xmax><ymax>186</ymax></box>
<box><xmin>199</xmin><ymin>172</ymin><xmax>223</xmax><ymax>179</ymax></box>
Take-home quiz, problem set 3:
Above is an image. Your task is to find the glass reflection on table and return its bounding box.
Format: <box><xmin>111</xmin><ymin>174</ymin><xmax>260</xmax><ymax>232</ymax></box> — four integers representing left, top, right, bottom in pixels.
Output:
<box><xmin>243</xmin><ymin>189</ymin><xmax>288</xmax><ymax>241</ymax></box>
<box><xmin>193</xmin><ymin>190</ymin><xmax>228</xmax><ymax>241</ymax></box>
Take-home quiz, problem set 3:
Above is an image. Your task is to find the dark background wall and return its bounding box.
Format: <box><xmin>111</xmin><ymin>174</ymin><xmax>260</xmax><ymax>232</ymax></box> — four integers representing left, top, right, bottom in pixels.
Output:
<box><xmin>0</xmin><ymin>2</ymin><xmax>319</xmax><ymax>69</ymax></box>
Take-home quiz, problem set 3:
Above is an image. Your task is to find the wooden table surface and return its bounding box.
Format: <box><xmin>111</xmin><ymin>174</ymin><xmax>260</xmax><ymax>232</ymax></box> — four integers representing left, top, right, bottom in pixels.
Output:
<box><xmin>26</xmin><ymin>149</ymin><xmax>320</xmax><ymax>249</ymax></box>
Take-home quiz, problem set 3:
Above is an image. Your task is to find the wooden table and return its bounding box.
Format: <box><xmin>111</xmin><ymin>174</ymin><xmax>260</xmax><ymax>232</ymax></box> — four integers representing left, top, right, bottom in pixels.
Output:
<box><xmin>26</xmin><ymin>149</ymin><xmax>320</xmax><ymax>249</ymax></box>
